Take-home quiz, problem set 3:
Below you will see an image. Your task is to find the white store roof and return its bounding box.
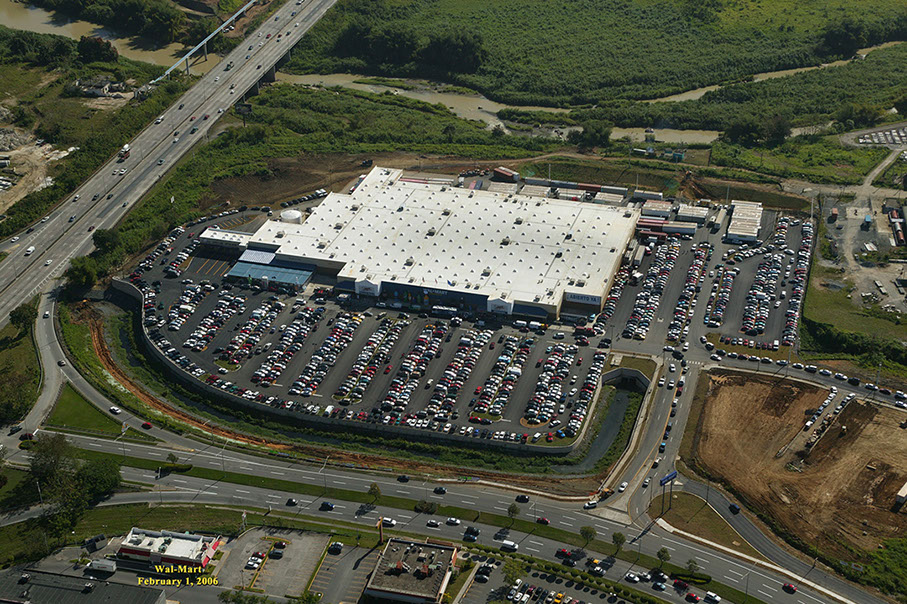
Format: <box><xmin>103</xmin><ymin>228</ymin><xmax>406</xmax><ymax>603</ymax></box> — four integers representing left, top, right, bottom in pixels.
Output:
<box><xmin>246</xmin><ymin>167</ymin><xmax>639</xmax><ymax>309</ymax></box>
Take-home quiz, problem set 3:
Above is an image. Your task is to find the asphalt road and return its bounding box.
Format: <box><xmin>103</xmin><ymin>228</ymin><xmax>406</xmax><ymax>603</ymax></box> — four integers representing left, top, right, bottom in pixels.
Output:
<box><xmin>0</xmin><ymin>468</ymin><xmax>843</xmax><ymax>604</ymax></box>
<box><xmin>0</xmin><ymin>0</ymin><xmax>339</xmax><ymax>328</ymax></box>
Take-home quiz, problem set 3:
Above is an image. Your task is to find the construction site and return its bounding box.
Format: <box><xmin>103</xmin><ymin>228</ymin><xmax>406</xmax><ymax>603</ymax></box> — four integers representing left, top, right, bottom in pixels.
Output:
<box><xmin>689</xmin><ymin>370</ymin><xmax>907</xmax><ymax>561</ymax></box>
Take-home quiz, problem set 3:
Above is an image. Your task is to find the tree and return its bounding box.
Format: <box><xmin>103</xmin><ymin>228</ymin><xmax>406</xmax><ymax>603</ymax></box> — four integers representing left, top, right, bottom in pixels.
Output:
<box><xmin>77</xmin><ymin>36</ymin><xmax>118</xmax><ymax>63</ymax></box>
<box><xmin>92</xmin><ymin>228</ymin><xmax>122</xmax><ymax>253</ymax></box>
<box><xmin>420</xmin><ymin>30</ymin><xmax>486</xmax><ymax>74</ymax></box>
<box><xmin>368</xmin><ymin>482</ymin><xmax>381</xmax><ymax>501</ymax></box>
<box><xmin>821</xmin><ymin>17</ymin><xmax>868</xmax><ymax>57</ymax></box>
<box><xmin>491</xmin><ymin>124</ymin><xmax>506</xmax><ymax>138</ymax></box>
<box><xmin>65</xmin><ymin>256</ymin><xmax>99</xmax><ymax>289</ymax></box>
<box><xmin>74</xmin><ymin>457</ymin><xmax>121</xmax><ymax>503</ymax></box>
<box><xmin>166</xmin><ymin>452</ymin><xmax>180</xmax><ymax>464</ymax></box>
<box><xmin>9</xmin><ymin>301</ymin><xmax>38</xmax><ymax>335</ymax></box>
<box><xmin>657</xmin><ymin>547</ymin><xmax>671</xmax><ymax>566</ymax></box>
<box><xmin>580</xmin><ymin>526</ymin><xmax>597</xmax><ymax>546</ymax></box>
<box><xmin>442</xmin><ymin>124</ymin><xmax>456</xmax><ymax>143</ymax></box>
<box><xmin>29</xmin><ymin>433</ymin><xmax>76</xmax><ymax>489</ymax></box>
<box><xmin>895</xmin><ymin>95</ymin><xmax>907</xmax><ymax>116</ymax></box>
<box><xmin>502</xmin><ymin>558</ymin><xmax>523</xmax><ymax>586</ymax></box>
<box><xmin>507</xmin><ymin>503</ymin><xmax>520</xmax><ymax>524</ymax></box>
<box><xmin>762</xmin><ymin>114</ymin><xmax>791</xmax><ymax>146</ymax></box>
<box><xmin>686</xmin><ymin>558</ymin><xmax>700</xmax><ymax>573</ymax></box>
<box><xmin>835</xmin><ymin>103</ymin><xmax>881</xmax><ymax>128</ymax></box>
<box><xmin>568</xmin><ymin>119</ymin><xmax>613</xmax><ymax>149</ymax></box>
<box><xmin>723</xmin><ymin>115</ymin><xmax>761</xmax><ymax>146</ymax></box>
<box><xmin>612</xmin><ymin>531</ymin><xmax>626</xmax><ymax>553</ymax></box>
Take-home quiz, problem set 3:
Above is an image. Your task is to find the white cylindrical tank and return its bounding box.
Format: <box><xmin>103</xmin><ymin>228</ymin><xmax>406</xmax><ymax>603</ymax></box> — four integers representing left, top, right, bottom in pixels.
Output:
<box><xmin>280</xmin><ymin>209</ymin><xmax>302</xmax><ymax>224</ymax></box>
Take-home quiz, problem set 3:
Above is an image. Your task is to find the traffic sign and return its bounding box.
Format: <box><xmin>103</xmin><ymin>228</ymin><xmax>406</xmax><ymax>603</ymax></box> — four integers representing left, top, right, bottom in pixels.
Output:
<box><xmin>660</xmin><ymin>470</ymin><xmax>678</xmax><ymax>487</ymax></box>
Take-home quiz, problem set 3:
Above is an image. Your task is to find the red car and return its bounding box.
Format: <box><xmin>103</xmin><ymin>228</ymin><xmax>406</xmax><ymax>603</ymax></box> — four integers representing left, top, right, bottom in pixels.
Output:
<box><xmin>576</xmin><ymin>357</ymin><xmax>583</xmax><ymax>365</ymax></box>
<box><xmin>536</xmin><ymin>517</ymin><xmax>549</xmax><ymax>525</ymax></box>
<box><xmin>141</xmin><ymin>422</ymin><xmax>152</xmax><ymax>429</ymax></box>
<box><xmin>555</xmin><ymin>548</ymin><xmax>569</xmax><ymax>558</ymax></box>
<box><xmin>686</xmin><ymin>594</ymin><xmax>701</xmax><ymax>603</ymax></box>
<box><xmin>203</xmin><ymin>114</ymin><xmax>210</xmax><ymax>120</ymax></box>
<box><xmin>673</xmin><ymin>579</ymin><xmax>688</xmax><ymax>591</ymax></box>
<box><xmin>189</xmin><ymin>116</ymin><xmax>196</xmax><ymax>121</ymax></box>
<box><xmin>783</xmin><ymin>583</ymin><xmax>797</xmax><ymax>593</ymax></box>
<box><xmin>384</xmin><ymin>365</ymin><xmax>392</xmax><ymax>374</ymax></box>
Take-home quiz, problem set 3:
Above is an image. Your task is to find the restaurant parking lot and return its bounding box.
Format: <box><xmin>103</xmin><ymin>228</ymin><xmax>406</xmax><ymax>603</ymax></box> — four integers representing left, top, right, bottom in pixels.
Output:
<box><xmin>125</xmin><ymin>206</ymin><xmax>818</xmax><ymax>447</ymax></box>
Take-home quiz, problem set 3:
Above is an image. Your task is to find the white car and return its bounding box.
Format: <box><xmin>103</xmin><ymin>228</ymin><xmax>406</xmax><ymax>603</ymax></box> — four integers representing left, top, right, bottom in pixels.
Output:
<box><xmin>426</xmin><ymin>519</ymin><xmax>440</xmax><ymax>527</ymax></box>
<box><xmin>669</xmin><ymin>364</ymin><xmax>676</xmax><ymax>372</ymax></box>
<box><xmin>10</xmin><ymin>236</ymin><xmax>19</xmax><ymax>242</ymax></box>
<box><xmin>446</xmin><ymin>517</ymin><xmax>461</xmax><ymax>525</ymax></box>
<box><xmin>642</xmin><ymin>477</ymin><xmax>651</xmax><ymax>487</ymax></box>
<box><xmin>109</xmin><ymin>406</ymin><xmax>121</xmax><ymax>415</ymax></box>
<box><xmin>618</xmin><ymin>481</ymin><xmax>628</xmax><ymax>492</ymax></box>
<box><xmin>382</xmin><ymin>518</ymin><xmax>396</xmax><ymax>527</ymax></box>
<box><xmin>625</xmin><ymin>572</ymin><xmax>639</xmax><ymax>583</ymax></box>
<box><xmin>44</xmin><ymin>259</ymin><xmax>52</xmax><ymax>266</ymax></box>
<box><xmin>583</xmin><ymin>500</ymin><xmax>598</xmax><ymax>509</ymax></box>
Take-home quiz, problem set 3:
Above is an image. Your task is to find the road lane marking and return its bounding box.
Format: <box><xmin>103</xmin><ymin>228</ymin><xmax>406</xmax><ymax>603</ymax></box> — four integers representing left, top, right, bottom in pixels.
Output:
<box><xmin>723</xmin><ymin>575</ymin><xmax>739</xmax><ymax>583</ymax></box>
<box><xmin>236</xmin><ymin>489</ymin><xmax>251</xmax><ymax>494</ymax></box>
<box><xmin>757</xmin><ymin>590</ymin><xmax>773</xmax><ymax>598</ymax></box>
<box><xmin>270</xmin><ymin>471</ymin><xmax>285</xmax><ymax>475</ymax></box>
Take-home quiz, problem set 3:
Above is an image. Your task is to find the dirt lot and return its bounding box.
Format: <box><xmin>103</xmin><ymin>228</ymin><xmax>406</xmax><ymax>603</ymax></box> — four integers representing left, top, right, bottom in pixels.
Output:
<box><xmin>209</xmin><ymin>151</ymin><xmax>497</xmax><ymax>208</ymax></box>
<box><xmin>694</xmin><ymin>370</ymin><xmax>907</xmax><ymax>560</ymax></box>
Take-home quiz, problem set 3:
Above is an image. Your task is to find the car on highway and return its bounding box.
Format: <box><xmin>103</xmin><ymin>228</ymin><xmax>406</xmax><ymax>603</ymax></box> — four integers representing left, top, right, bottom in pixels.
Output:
<box><xmin>536</xmin><ymin>517</ymin><xmax>549</xmax><ymax>524</ymax></box>
<box><xmin>41</xmin><ymin>216</ymin><xmax>49</xmax><ymax>222</ymax></box>
<box><xmin>44</xmin><ymin>259</ymin><xmax>52</xmax><ymax>266</ymax></box>
<box><xmin>155</xmin><ymin>116</ymin><xmax>163</xmax><ymax>124</ymax></box>
<box><xmin>320</xmin><ymin>501</ymin><xmax>335</xmax><ymax>511</ymax></box>
<box><xmin>686</xmin><ymin>594</ymin><xmax>701</xmax><ymax>602</ymax></box>
<box><xmin>583</xmin><ymin>500</ymin><xmax>597</xmax><ymax>509</ymax></box>
<box><xmin>68</xmin><ymin>215</ymin><xmax>75</xmax><ymax>222</ymax></box>
<box><xmin>10</xmin><ymin>236</ymin><xmax>18</xmax><ymax>242</ymax></box>
<box><xmin>286</xmin><ymin>498</ymin><xmax>297</xmax><ymax>506</ymax></box>
<box><xmin>426</xmin><ymin>519</ymin><xmax>440</xmax><ymax>527</ymax></box>
<box><xmin>158</xmin><ymin>159</ymin><xmax>165</xmax><ymax>165</ymax></box>
<box><xmin>433</xmin><ymin>486</ymin><xmax>447</xmax><ymax>494</ymax></box>
<box><xmin>515</xmin><ymin>494</ymin><xmax>530</xmax><ymax>503</ymax></box>
<box><xmin>381</xmin><ymin>518</ymin><xmax>396</xmax><ymax>527</ymax></box>
<box><xmin>57</xmin><ymin>359</ymin><xmax>66</xmax><ymax>367</ymax></box>
<box><xmin>173</xmin><ymin>137</ymin><xmax>180</xmax><ymax>143</ymax></box>
<box><xmin>782</xmin><ymin>583</ymin><xmax>797</xmax><ymax>593</ymax></box>
<box><xmin>92</xmin><ymin>193</ymin><xmax>99</xmax><ymax>200</ymax></box>
<box><xmin>446</xmin><ymin>517</ymin><xmax>460</xmax><ymax>525</ymax></box>
<box><xmin>397</xmin><ymin>474</ymin><xmax>409</xmax><ymax>482</ymax></box>
<box><xmin>618</xmin><ymin>481</ymin><xmax>628</xmax><ymax>492</ymax></box>
<box><xmin>190</xmin><ymin>127</ymin><xmax>198</xmax><ymax>134</ymax></box>
<box><xmin>109</xmin><ymin>406</ymin><xmax>121</xmax><ymax>414</ymax></box>
<box><xmin>43</xmin><ymin>311</ymin><xmax>50</xmax><ymax>318</ymax></box>
<box><xmin>141</xmin><ymin>421</ymin><xmax>152</xmax><ymax>429</ymax></box>
<box><xmin>190</xmin><ymin>116</ymin><xmax>196</xmax><ymax>121</ymax></box>
<box><xmin>625</xmin><ymin>572</ymin><xmax>639</xmax><ymax>583</ymax></box>
<box><xmin>642</xmin><ymin>477</ymin><xmax>651</xmax><ymax>487</ymax></box>
<box><xmin>203</xmin><ymin>114</ymin><xmax>210</xmax><ymax>120</ymax></box>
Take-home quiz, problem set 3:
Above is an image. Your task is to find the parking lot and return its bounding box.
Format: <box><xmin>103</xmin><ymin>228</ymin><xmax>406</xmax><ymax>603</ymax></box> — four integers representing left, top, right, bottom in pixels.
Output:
<box><xmin>124</xmin><ymin>204</ymin><xmax>815</xmax><ymax>448</ymax></box>
<box><xmin>309</xmin><ymin>544</ymin><xmax>378</xmax><ymax>604</ymax></box>
<box><xmin>216</xmin><ymin>528</ymin><xmax>328</xmax><ymax>596</ymax></box>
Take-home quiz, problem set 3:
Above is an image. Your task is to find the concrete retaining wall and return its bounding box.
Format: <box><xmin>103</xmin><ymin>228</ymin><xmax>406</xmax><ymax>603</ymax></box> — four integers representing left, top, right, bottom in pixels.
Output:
<box><xmin>110</xmin><ymin>279</ymin><xmax>647</xmax><ymax>456</ymax></box>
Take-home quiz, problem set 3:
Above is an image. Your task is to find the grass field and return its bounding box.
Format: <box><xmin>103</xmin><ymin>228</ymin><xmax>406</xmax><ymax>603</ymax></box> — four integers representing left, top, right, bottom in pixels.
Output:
<box><xmin>0</xmin><ymin>467</ymin><xmax>34</xmax><ymax>511</ymax></box>
<box><xmin>46</xmin><ymin>382</ymin><xmax>155</xmax><ymax>441</ymax></box>
<box><xmin>711</xmin><ymin>137</ymin><xmax>891</xmax><ymax>185</ymax></box>
<box><xmin>285</xmin><ymin>0</ymin><xmax>907</xmax><ymax>108</ymax></box>
<box><xmin>0</xmin><ymin>300</ymin><xmax>41</xmax><ymax>424</ymax></box>
<box><xmin>616</xmin><ymin>356</ymin><xmax>656</xmax><ymax>380</ymax></box>
<box><xmin>804</xmin><ymin>264</ymin><xmax>907</xmax><ymax>342</ymax></box>
<box><xmin>648</xmin><ymin>492</ymin><xmax>764</xmax><ymax>560</ymax></box>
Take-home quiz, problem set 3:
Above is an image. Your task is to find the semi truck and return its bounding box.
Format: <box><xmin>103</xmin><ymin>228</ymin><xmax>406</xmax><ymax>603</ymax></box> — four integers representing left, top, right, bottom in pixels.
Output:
<box><xmin>117</xmin><ymin>144</ymin><xmax>130</xmax><ymax>161</ymax></box>
<box><xmin>88</xmin><ymin>559</ymin><xmax>117</xmax><ymax>572</ymax></box>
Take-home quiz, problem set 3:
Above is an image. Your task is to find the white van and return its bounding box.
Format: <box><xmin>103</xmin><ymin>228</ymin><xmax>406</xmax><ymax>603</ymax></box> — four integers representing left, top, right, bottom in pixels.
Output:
<box><xmin>24</xmin><ymin>246</ymin><xmax>35</xmax><ymax>256</ymax></box>
<box><xmin>513</xmin><ymin>320</ymin><xmax>527</xmax><ymax>328</ymax></box>
<box><xmin>500</xmin><ymin>540</ymin><xmax>519</xmax><ymax>552</ymax></box>
<box><xmin>704</xmin><ymin>592</ymin><xmax>721</xmax><ymax>603</ymax></box>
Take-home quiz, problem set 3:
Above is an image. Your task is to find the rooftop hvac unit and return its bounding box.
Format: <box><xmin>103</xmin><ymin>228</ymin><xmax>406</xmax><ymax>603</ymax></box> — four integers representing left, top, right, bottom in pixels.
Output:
<box><xmin>482</xmin><ymin>267</ymin><xmax>491</xmax><ymax>276</ymax></box>
<box><xmin>276</xmin><ymin>231</ymin><xmax>285</xmax><ymax>238</ymax></box>
<box><xmin>576</xmin><ymin>280</ymin><xmax>586</xmax><ymax>287</ymax></box>
<box><xmin>405</xmin><ymin>257</ymin><xmax>414</xmax><ymax>265</ymax></box>
<box><xmin>334</xmin><ymin>222</ymin><xmax>343</xmax><ymax>229</ymax></box>
<box><xmin>442</xmin><ymin>208</ymin><xmax>451</xmax><ymax>215</ymax></box>
<box><xmin>427</xmin><ymin>227</ymin><xmax>436</xmax><ymax>236</ymax></box>
<box><xmin>515</xmin><ymin>217</ymin><xmax>523</xmax><ymax>224</ymax></box>
<box><xmin>351</xmin><ymin>204</ymin><xmax>359</xmax><ymax>211</ymax></box>
<box><xmin>501</xmin><ymin>237</ymin><xmax>511</xmax><ymax>246</ymax></box>
<box><xmin>317</xmin><ymin>240</ymin><xmax>327</xmax><ymax>248</ymax></box>
<box><xmin>448</xmin><ymin>280</ymin><xmax>457</xmax><ymax>286</ymax></box>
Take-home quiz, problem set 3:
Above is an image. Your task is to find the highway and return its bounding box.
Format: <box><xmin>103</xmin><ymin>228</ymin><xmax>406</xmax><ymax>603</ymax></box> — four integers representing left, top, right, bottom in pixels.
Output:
<box><xmin>0</xmin><ymin>0</ymin><xmax>338</xmax><ymax>327</ymax></box>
